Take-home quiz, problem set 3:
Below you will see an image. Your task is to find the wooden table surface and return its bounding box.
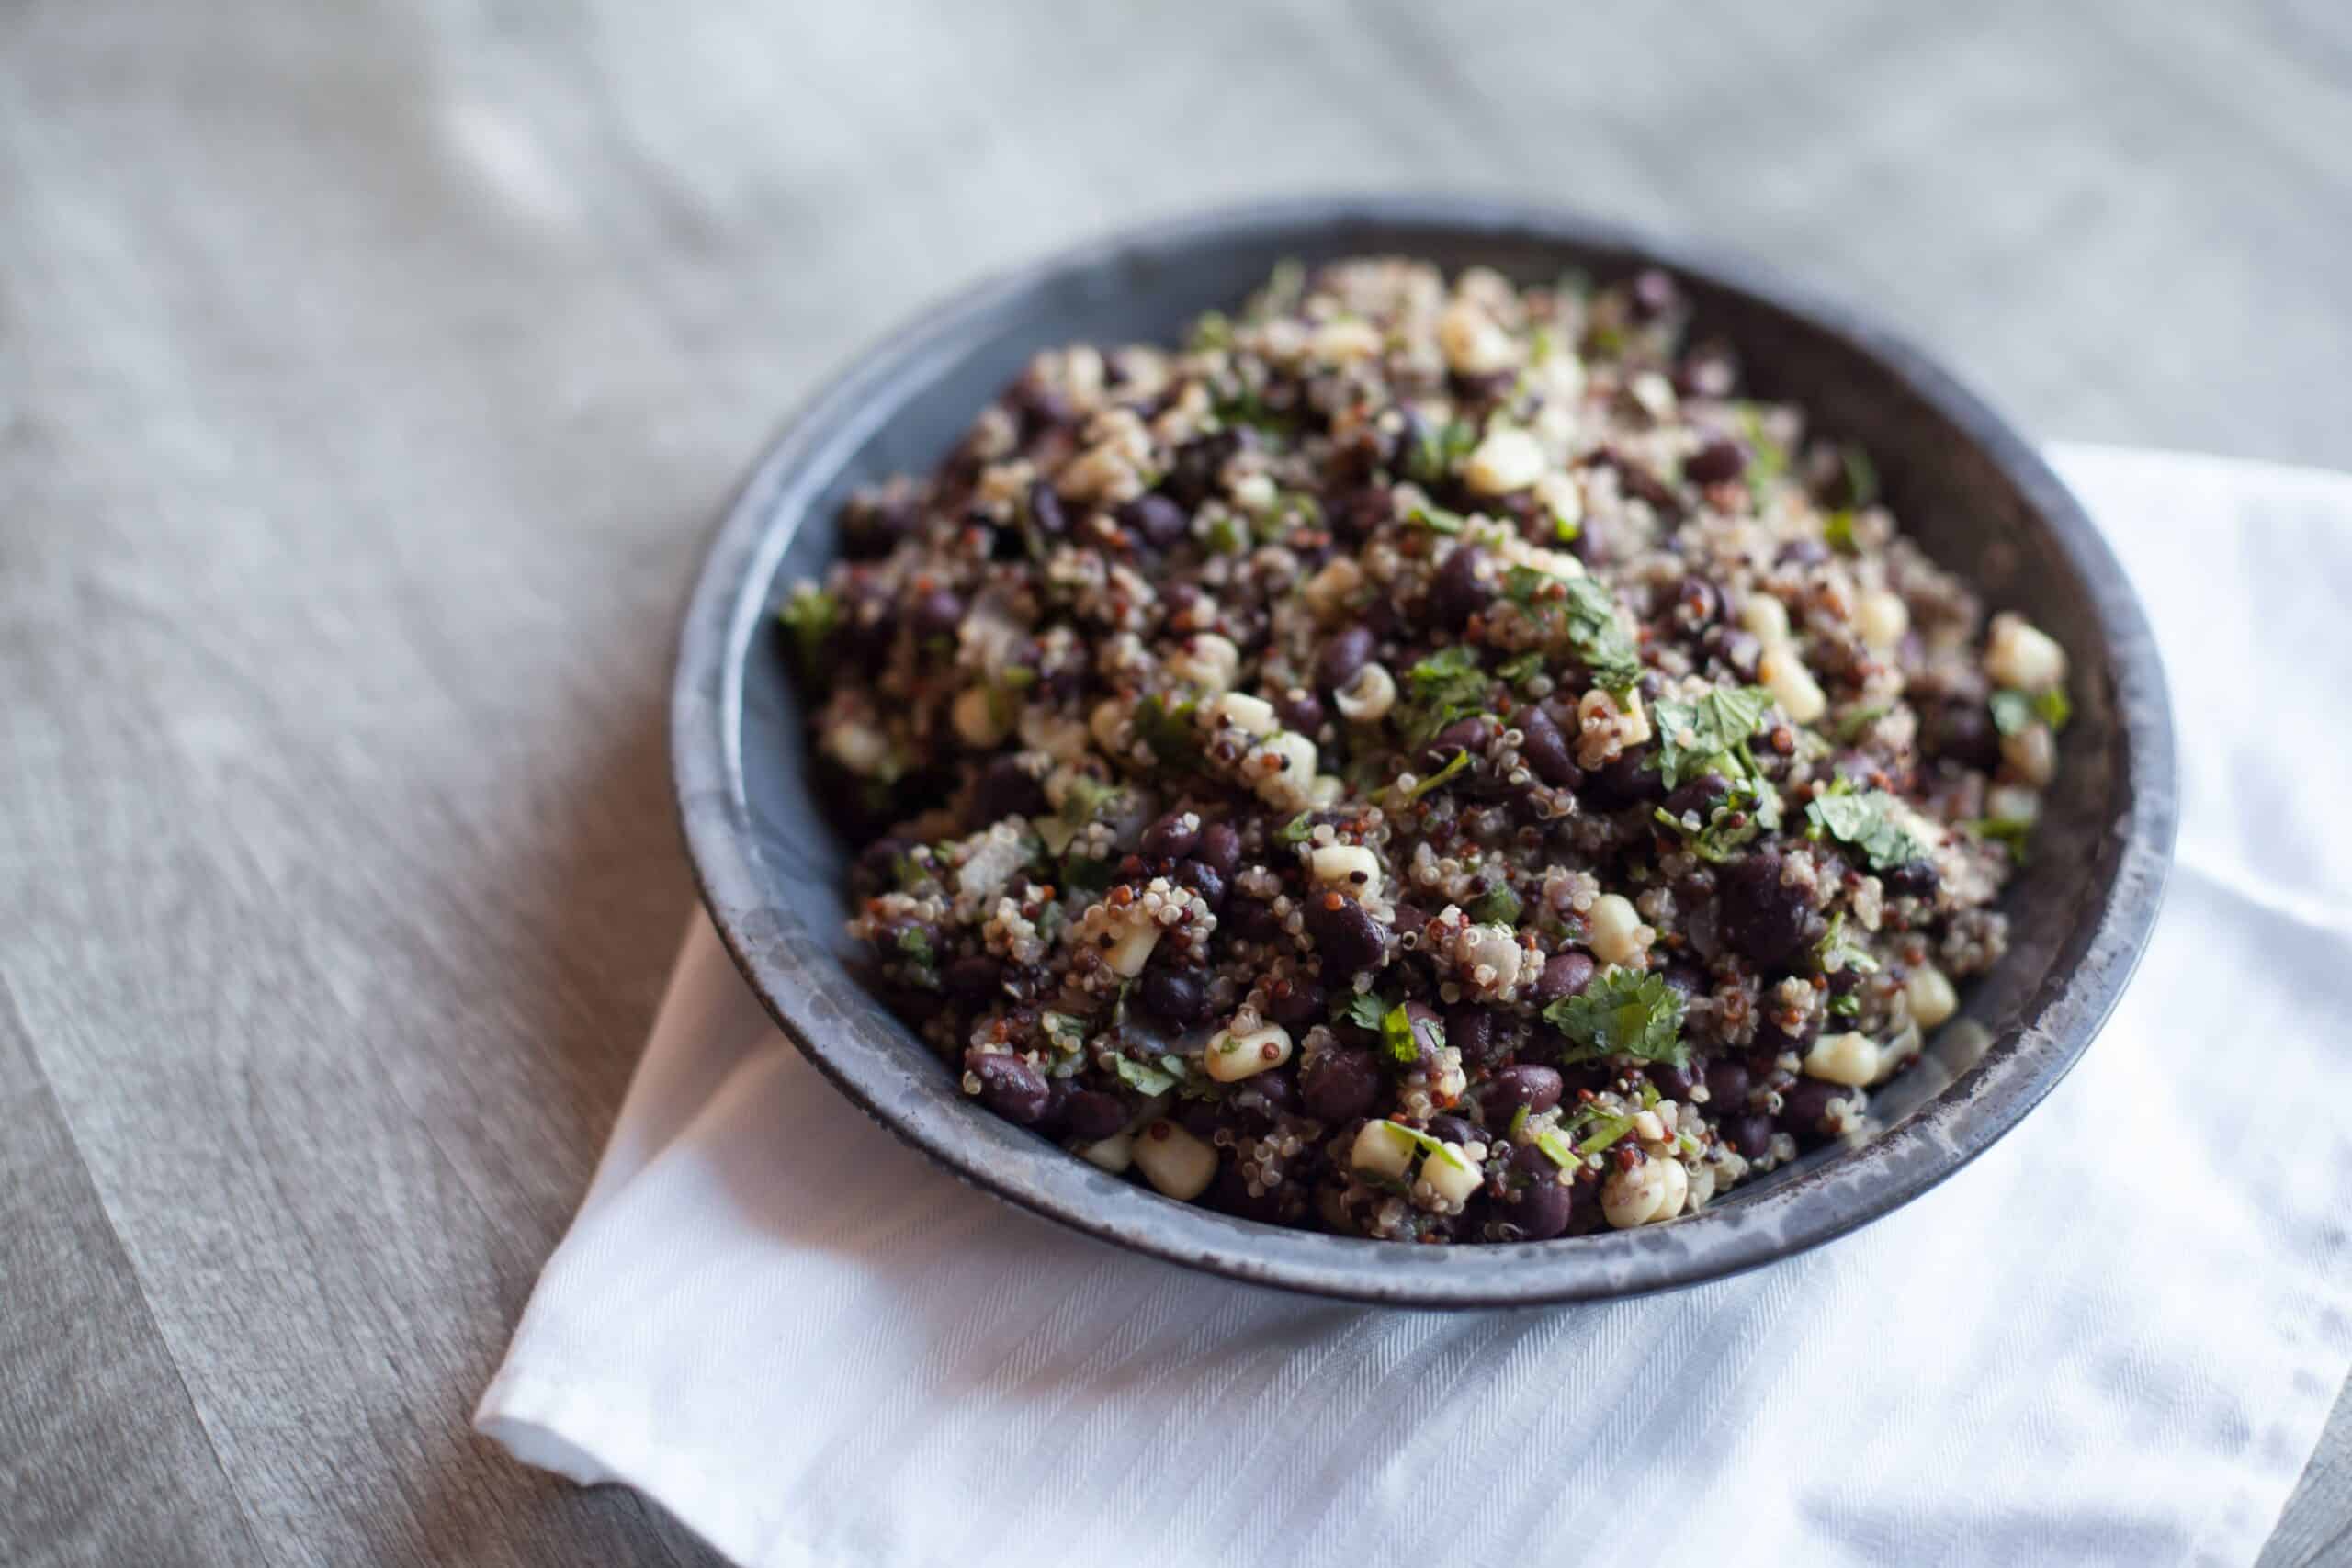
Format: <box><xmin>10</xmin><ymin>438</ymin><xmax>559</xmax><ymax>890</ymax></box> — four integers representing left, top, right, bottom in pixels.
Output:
<box><xmin>4</xmin><ymin>2</ymin><xmax>2347</xmax><ymax>1562</ymax></box>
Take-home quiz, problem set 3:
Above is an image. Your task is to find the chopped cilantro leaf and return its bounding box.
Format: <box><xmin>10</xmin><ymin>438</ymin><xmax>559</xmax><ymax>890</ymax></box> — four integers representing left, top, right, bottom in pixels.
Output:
<box><xmin>1409</xmin><ymin>505</ymin><xmax>1465</xmax><ymax>536</ymax></box>
<box><xmin>1552</xmin><ymin>512</ymin><xmax>1582</xmax><ymax>544</ymax></box>
<box><xmin>1813</xmin><ymin>911</ymin><xmax>1881</xmax><ymax>976</ymax></box>
<box><xmin>1502</xmin><ymin>565</ymin><xmax>1550</xmax><ymax>604</ymax></box>
<box><xmin>1804</xmin><ymin>789</ymin><xmax>1926</xmax><ymax>872</ymax></box>
<box><xmin>1057</xmin><ymin>773</ymin><xmax>1116</xmax><ymax>828</ymax></box>
<box><xmin>1543</xmin><ymin>967</ymin><xmax>1689</xmax><ymax>1068</ymax></box>
<box><xmin>1113</xmin><ymin>1054</ymin><xmax>1186</xmax><ymax>1099</ymax></box>
<box><xmin>1648</xmin><ymin>685</ymin><xmax>1772</xmax><ymax>789</ymax></box>
<box><xmin>1507</xmin><ymin>1102</ymin><xmax>1532</xmax><ymax>1140</ymax></box>
<box><xmin>1556</xmin><ymin>576</ymin><xmax>1643</xmax><ymax>693</ymax></box>
<box><xmin>1060</xmin><ymin>854</ymin><xmax>1114</xmax><ymax>894</ymax></box>
<box><xmin>893</xmin><ymin>927</ymin><xmax>934</xmax><ymax>967</ymax></box>
<box><xmin>1404</xmin><ymin>417</ymin><xmax>1480</xmax><ymax>486</ymax></box>
<box><xmin>1040</xmin><ymin>1012</ymin><xmax>1089</xmax><ymax>1055</ymax></box>
<box><xmin>1275</xmin><ymin>812</ymin><xmax>1315</xmax><ymax>845</ymax></box>
<box><xmin>1204</xmin><ymin>514</ymin><xmax>1247</xmax><ymax>555</ymax></box>
<box><xmin>1835</xmin><ymin>704</ymin><xmax>1889</xmax><ymax>742</ymax></box>
<box><xmin>1828</xmin><ymin>993</ymin><xmax>1860</xmax><ymax>1019</ymax></box>
<box><xmin>1187</xmin><ymin>311</ymin><xmax>1234</xmax><ymax>353</ymax></box>
<box><xmin>1842</xmin><ymin>445</ymin><xmax>1879</xmax><ymax>509</ymax></box>
<box><xmin>1498</xmin><ymin>650</ymin><xmax>1547</xmax><ymax>687</ymax></box>
<box><xmin>1968</xmin><ymin>815</ymin><xmax>2034</xmax><ymax>864</ymax></box>
<box><xmin>1400</xmin><ymin>646</ymin><xmax>1491</xmax><ymax>747</ymax></box>
<box><xmin>1823</xmin><ymin>509</ymin><xmax>1858</xmax><ymax>554</ymax></box>
<box><xmin>1134</xmin><ymin>694</ymin><xmax>1201</xmax><ymax>769</ymax></box>
<box><xmin>1379</xmin><ymin>1003</ymin><xmax>1433</xmax><ymax>1067</ymax></box>
<box><xmin>1991</xmin><ymin>686</ymin><xmax>2071</xmax><ymax>737</ymax></box>
<box><xmin>1470</xmin><ymin>884</ymin><xmax>1523</xmax><ymax>926</ymax></box>
<box><xmin>777</xmin><ymin>585</ymin><xmax>840</xmax><ymax>673</ymax></box>
<box><xmin>1334</xmin><ymin>990</ymin><xmax>1389</xmax><ymax>1033</ymax></box>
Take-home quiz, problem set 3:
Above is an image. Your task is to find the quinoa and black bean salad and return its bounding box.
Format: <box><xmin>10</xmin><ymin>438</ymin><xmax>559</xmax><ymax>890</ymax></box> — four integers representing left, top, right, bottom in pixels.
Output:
<box><xmin>778</xmin><ymin>257</ymin><xmax>2072</xmax><ymax>1243</ymax></box>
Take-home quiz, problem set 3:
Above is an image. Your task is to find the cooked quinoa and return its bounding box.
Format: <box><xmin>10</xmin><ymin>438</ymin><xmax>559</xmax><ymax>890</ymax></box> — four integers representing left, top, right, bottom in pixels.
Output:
<box><xmin>780</xmin><ymin>257</ymin><xmax>2068</xmax><ymax>1242</ymax></box>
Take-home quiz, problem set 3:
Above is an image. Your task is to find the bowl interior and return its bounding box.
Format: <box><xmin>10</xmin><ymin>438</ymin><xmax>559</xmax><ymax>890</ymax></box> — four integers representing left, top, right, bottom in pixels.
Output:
<box><xmin>681</xmin><ymin>197</ymin><xmax>2173</xmax><ymax>1305</ymax></box>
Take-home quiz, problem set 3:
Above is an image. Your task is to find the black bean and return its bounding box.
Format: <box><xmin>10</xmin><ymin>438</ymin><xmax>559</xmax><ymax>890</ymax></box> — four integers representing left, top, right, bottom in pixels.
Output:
<box><xmin>1331</xmin><ymin>485</ymin><xmax>1394</xmax><ymax>542</ymax></box>
<box><xmin>1532</xmin><ymin>951</ymin><xmax>1596</xmax><ymax>1006</ymax></box>
<box><xmin>1660</xmin><ymin>963</ymin><xmax>1708</xmax><ymax>1003</ymax></box>
<box><xmin>851</xmin><ymin>835</ymin><xmax>913</xmax><ymax>898</ymax></box>
<box><xmin>841</xmin><ymin>494</ymin><xmax>919</xmax><ymax>558</ymax></box>
<box><xmin>1301</xmin><ymin>1047</ymin><xmax>1382</xmax><ymax>1122</ymax></box>
<box><xmin>1647</xmin><ymin>1062</ymin><xmax>1698</xmax><ymax>1100</ymax></box>
<box><xmin>1662</xmin><ymin>773</ymin><xmax>1731</xmax><ymax>824</ymax></box>
<box><xmin>1194</xmin><ymin>822</ymin><xmax>1242</xmax><ymax>879</ymax></box>
<box><xmin>1661</xmin><ymin>573</ymin><xmax>1722</xmax><ymax>628</ymax></box>
<box><xmin>1704</xmin><ymin>1061</ymin><xmax>1752</xmax><ymax>1112</ymax></box>
<box><xmin>1683</xmin><ymin>437</ymin><xmax>1747</xmax><ymax>486</ymax></box>
<box><xmin>1165</xmin><ymin>430</ymin><xmax>1243</xmax><ymax>510</ymax></box>
<box><xmin>1425</xmin><ymin>715</ymin><xmax>1495</xmax><ymax>771</ymax></box>
<box><xmin>1118</xmin><ymin>493</ymin><xmax>1190</xmax><ymax>550</ymax></box>
<box><xmin>1752</xmin><ymin>1010</ymin><xmax>1821</xmax><ymax>1055</ymax></box>
<box><xmin>1225</xmin><ymin>896</ymin><xmax>1283</xmax><ymax>942</ymax></box>
<box><xmin>1274</xmin><ymin>687</ymin><xmax>1327</xmax><ymax>735</ymax></box>
<box><xmin>1500</xmin><ymin>1144</ymin><xmax>1576</xmax><ymax>1240</ymax></box>
<box><xmin>1306</xmin><ymin>894</ymin><xmax>1387</xmax><ymax>975</ymax></box>
<box><xmin>1173</xmin><ymin>858</ymin><xmax>1227</xmax><ymax>910</ymax></box>
<box><xmin>1580</xmin><ymin>750</ymin><xmax>1668</xmax><ymax>810</ymax></box>
<box><xmin>1063</xmin><ymin>1089</ymin><xmax>1128</xmax><ymax>1144</ymax></box>
<box><xmin>1263</xmin><ymin>976</ymin><xmax>1327</xmax><ymax>1030</ymax></box>
<box><xmin>1026</xmin><ymin>479</ymin><xmax>1068</xmax><ymax>538</ymax></box>
<box><xmin>943</xmin><ymin>954</ymin><xmax>1004</xmax><ymax>1005</ymax></box>
<box><xmin>911</xmin><ymin>587</ymin><xmax>965</xmax><ymax>641</ymax></box>
<box><xmin>1446</xmin><ymin>1004</ymin><xmax>1501</xmax><ymax>1068</ymax></box>
<box><xmin>965</xmin><ymin>1051</ymin><xmax>1049</xmax><ymax>1125</ymax></box>
<box><xmin>1921</xmin><ymin>697</ymin><xmax>2001</xmax><ymax>771</ymax></box>
<box><xmin>1139</xmin><ymin>810</ymin><xmax>1201</xmax><ymax>863</ymax></box>
<box><xmin>1429</xmin><ymin>543</ymin><xmax>1493</xmax><ymax>630</ymax></box>
<box><xmin>1780</xmin><ymin>1078</ymin><xmax>1848</xmax><ymax>1139</ymax></box>
<box><xmin>1245</xmin><ymin>1066</ymin><xmax>1302</xmax><ymax>1118</ymax></box>
<box><xmin>1138</xmin><ymin>966</ymin><xmax>1211</xmax><ymax>1027</ymax></box>
<box><xmin>1517</xmin><ymin>705</ymin><xmax>1579</xmax><ymax>787</ymax></box>
<box><xmin>1720</xmin><ymin>850</ymin><xmax>1815</xmax><ymax>967</ymax></box>
<box><xmin>1429</xmin><ymin>1114</ymin><xmax>1481</xmax><ymax>1146</ymax></box>
<box><xmin>1725</xmin><ymin>1111</ymin><xmax>1775</xmax><ymax>1159</ymax></box>
<box><xmin>1886</xmin><ymin>858</ymin><xmax>1940</xmax><ymax>898</ymax></box>
<box><xmin>969</xmin><ymin>756</ymin><xmax>1046</xmax><ymax>825</ymax></box>
<box><xmin>1778</xmin><ymin>538</ymin><xmax>1829</xmax><ymax>569</ymax></box>
<box><xmin>1314</xmin><ymin>626</ymin><xmax>1375</xmax><ymax>694</ymax></box>
<box><xmin>1483</xmin><ymin>1064</ymin><xmax>1564</xmax><ymax>1120</ymax></box>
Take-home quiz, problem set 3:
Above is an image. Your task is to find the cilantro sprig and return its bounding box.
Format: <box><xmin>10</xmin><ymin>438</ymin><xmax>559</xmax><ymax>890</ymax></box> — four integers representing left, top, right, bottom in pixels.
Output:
<box><xmin>1399</xmin><ymin>646</ymin><xmax>1491</xmax><ymax>748</ymax></box>
<box><xmin>1542</xmin><ymin>966</ymin><xmax>1689</xmax><ymax>1068</ymax></box>
<box><xmin>777</xmin><ymin>585</ymin><xmax>841</xmax><ymax>674</ymax></box>
<box><xmin>1804</xmin><ymin>787</ymin><xmax>1927</xmax><ymax>873</ymax></box>
<box><xmin>1648</xmin><ymin>685</ymin><xmax>1772</xmax><ymax>790</ymax></box>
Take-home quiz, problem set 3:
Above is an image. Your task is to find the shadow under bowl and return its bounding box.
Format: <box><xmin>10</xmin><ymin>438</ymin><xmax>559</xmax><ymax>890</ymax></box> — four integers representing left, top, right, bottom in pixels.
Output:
<box><xmin>673</xmin><ymin>195</ymin><xmax>2177</xmax><ymax>1307</ymax></box>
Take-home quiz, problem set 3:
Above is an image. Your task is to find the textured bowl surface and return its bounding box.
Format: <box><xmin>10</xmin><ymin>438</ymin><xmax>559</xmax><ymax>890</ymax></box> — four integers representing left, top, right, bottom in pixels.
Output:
<box><xmin>673</xmin><ymin>196</ymin><xmax>2177</xmax><ymax>1306</ymax></box>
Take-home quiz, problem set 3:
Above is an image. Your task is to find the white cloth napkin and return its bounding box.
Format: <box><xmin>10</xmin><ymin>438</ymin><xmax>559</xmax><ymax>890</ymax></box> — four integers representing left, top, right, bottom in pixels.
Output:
<box><xmin>477</xmin><ymin>446</ymin><xmax>2352</xmax><ymax>1568</ymax></box>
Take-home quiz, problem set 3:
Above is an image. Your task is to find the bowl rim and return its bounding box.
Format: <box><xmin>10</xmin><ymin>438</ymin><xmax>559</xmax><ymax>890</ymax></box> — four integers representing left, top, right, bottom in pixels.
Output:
<box><xmin>672</xmin><ymin>193</ymin><xmax>2178</xmax><ymax>1307</ymax></box>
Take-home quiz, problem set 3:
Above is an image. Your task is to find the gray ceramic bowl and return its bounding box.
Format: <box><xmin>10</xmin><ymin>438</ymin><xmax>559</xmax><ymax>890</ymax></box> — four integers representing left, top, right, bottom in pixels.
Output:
<box><xmin>673</xmin><ymin>196</ymin><xmax>2176</xmax><ymax>1306</ymax></box>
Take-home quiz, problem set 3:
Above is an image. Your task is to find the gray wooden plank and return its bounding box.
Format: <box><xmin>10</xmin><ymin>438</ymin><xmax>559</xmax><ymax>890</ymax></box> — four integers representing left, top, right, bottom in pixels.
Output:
<box><xmin>0</xmin><ymin>0</ymin><xmax>2346</xmax><ymax>1563</ymax></box>
<box><xmin>0</xmin><ymin>979</ymin><xmax>268</xmax><ymax>1568</ymax></box>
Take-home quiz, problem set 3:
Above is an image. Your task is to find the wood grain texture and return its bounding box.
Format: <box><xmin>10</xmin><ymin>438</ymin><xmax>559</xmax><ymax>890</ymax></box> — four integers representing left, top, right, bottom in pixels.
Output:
<box><xmin>0</xmin><ymin>0</ymin><xmax>2344</xmax><ymax>1562</ymax></box>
